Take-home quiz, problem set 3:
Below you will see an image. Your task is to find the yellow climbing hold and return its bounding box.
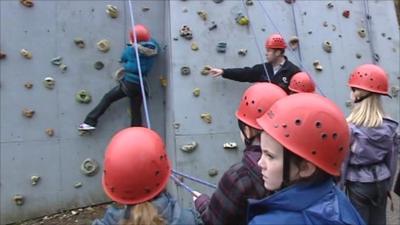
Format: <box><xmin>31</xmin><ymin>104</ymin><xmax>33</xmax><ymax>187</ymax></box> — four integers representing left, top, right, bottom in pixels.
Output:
<box><xmin>191</xmin><ymin>42</ymin><xmax>199</xmax><ymax>51</ymax></box>
<box><xmin>193</xmin><ymin>88</ymin><xmax>201</xmax><ymax>97</ymax></box>
<box><xmin>200</xmin><ymin>113</ymin><xmax>212</xmax><ymax>124</ymax></box>
<box><xmin>106</xmin><ymin>5</ymin><xmax>119</xmax><ymax>18</ymax></box>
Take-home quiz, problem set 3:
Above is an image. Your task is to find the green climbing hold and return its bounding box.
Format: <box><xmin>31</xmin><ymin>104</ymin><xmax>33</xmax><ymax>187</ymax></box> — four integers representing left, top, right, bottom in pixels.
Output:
<box><xmin>76</xmin><ymin>90</ymin><xmax>92</xmax><ymax>104</ymax></box>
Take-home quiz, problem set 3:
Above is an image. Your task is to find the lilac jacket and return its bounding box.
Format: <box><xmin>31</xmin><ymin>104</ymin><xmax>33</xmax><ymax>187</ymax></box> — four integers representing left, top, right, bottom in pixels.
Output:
<box><xmin>342</xmin><ymin>118</ymin><xmax>399</xmax><ymax>189</ymax></box>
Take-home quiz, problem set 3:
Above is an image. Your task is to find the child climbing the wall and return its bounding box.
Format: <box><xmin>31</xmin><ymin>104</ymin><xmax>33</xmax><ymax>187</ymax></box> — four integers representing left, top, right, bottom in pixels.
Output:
<box><xmin>341</xmin><ymin>64</ymin><xmax>399</xmax><ymax>225</ymax></box>
<box><xmin>79</xmin><ymin>24</ymin><xmax>159</xmax><ymax>131</ymax></box>
<box><xmin>192</xmin><ymin>83</ymin><xmax>287</xmax><ymax>225</ymax></box>
<box><xmin>92</xmin><ymin>127</ymin><xmax>199</xmax><ymax>225</ymax></box>
<box><xmin>208</xmin><ymin>34</ymin><xmax>301</xmax><ymax>93</ymax></box>
<box><xmin>247</xmin><ymin>93</ymin><xmax>365</xmax><ymax>225</ymax></box>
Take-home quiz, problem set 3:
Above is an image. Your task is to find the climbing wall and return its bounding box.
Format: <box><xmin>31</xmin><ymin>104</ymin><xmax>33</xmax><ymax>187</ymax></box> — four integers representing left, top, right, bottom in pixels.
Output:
<box><xmin>165</xmin><ymin>0</ymin><xmax>400</xmax><ymax>208</ymax></box>
<box><xmin>1</xmin><ymin>0</ymin><xmax>399</xmax><ymax>224</ymax></box>
<box><xmin>0</xmin><ymin>1</ymin><xmax>167</xmax><ymax>224</ymax></box>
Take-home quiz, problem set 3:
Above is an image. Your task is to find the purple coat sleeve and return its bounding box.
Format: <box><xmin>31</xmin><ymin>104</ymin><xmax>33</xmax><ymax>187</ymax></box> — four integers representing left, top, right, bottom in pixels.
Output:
<box><xmin>386</xmin><ymin>132</ymin><xmax>399</xmax><ymax>189</ymax></box>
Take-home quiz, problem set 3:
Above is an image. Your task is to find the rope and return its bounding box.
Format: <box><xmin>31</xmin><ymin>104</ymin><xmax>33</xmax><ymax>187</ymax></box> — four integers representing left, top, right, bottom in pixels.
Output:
<box><xmin>240</xmin><ymin>0</ymin><xmax>271</xmax><ymax>82</ymax></box>
<box><xmin>127</xmin><ymin>0</ymin><xmax>152</xmax><ymax>128</ymax></box>
<box><xmin>361</xmin><ymin>0</ymin><xmax>378</xmax><ymax>64</ymax></box>
<box><xmin>170</xmin><ymin>174</ymin><xmax>198</xmax><ymax>196</ymax></box>
<box><xmin>255</xmin><ymin>0</ymin><xmax>326</xmax><ymax>96</ymax></box>
<box><xmin>172</xmin><ymin>169</ymin><xmax>217</xmax><ymax>189</ymax></box>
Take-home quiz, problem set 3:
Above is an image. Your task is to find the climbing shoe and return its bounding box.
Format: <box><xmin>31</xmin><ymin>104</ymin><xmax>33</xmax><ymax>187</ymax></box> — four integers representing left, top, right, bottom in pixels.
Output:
<box><xmin>78</xmin><ymin>123</ymin><xmax>96</xmax><ymax>131</ymax></box>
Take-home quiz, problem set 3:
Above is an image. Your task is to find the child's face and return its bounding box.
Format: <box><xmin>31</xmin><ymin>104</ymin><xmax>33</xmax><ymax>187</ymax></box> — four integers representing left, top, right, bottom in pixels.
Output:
<box><xmin>258</xmin><ymin>132</ymin><xmax>284</xmax><ymax>191</ymax></box>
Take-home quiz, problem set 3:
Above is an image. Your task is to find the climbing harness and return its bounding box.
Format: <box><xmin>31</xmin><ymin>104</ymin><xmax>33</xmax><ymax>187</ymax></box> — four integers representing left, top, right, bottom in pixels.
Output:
<box><xmin>127</xmin><ymin>0</ymin><xmax>152</xmax><ymax>128</ymax></box>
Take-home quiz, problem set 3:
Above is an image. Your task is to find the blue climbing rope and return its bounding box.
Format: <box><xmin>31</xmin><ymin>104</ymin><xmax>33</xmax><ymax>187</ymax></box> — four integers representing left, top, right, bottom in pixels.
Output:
<box><xmin>255</xmin><ymin>0</ymin><xmax>326</xmax><ymax>96</ymax></box>
<box><xmin>170</xmin><ymin>174</ymin><xmax>198</xmax><ymax>196</ymax></box>
<box><xmin>172</xmin><ymin>169</ymin><xmax>217</xmax><ymax>189</ymax></box>
<box><xmin>239</xmin><ymin>0</ymin><xmax>271</xmax><ymax>82</ymax></box>
<box><xmin>361</xmin><ymin>0</ymin><xmax>378</xmax><ymax>64</ymax></box>
<box><xmin>127</xmin><ymin>0</ymin><xmax>152</xmax><ymax>128</ymax></box>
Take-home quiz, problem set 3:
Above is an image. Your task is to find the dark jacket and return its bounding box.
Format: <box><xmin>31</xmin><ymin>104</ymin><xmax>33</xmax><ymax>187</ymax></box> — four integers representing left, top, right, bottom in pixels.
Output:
<box><xmin>394</xmin><ymin>172</ymin><xmax>400</xmax><ymax>196</ymax></box>
<box><xmin>120</xmin><ymin>38</ymin><xmax>160</xmax><ymax>84</ymax></box>
<box><xmin>247</xmin><ymin>179</ymin><xmax>366</xmax><ymax>225</ymax></box>
<box><xmin>222</xmin><ymin>57</ymin><xmax>301</xmax><ymax>93</ymax></box>
<box><xmin>92</xmin><ymin>192</ymin><xmax>197</xmax><ymax>225</ymax></box>
<box><xmin>194</xmin><ymin>145</ymin><xmax>267</xmax><ymax>225</ymax></box>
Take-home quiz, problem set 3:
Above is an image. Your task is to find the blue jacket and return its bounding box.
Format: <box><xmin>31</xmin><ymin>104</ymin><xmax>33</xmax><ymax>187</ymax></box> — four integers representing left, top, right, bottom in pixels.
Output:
<box><xmin>120</xmin><ymin>38</ymin><xmax>160</xmax><ymax>84</ymax></box>
<box><xmin>92</xmin><ymin>191</ymin><xmax>197</xmax><ymax>225</ymax></box>
<box><xmin>247</xmin><ymin>179</ymin><xmax>366</xmax><ymax>225</ymax></box>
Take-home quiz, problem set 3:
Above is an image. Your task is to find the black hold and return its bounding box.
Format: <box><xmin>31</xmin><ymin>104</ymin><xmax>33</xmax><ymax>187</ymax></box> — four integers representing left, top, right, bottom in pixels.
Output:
<box><xmin>142</xmin><ymin>7</ymin><xmax>150</xmax><ymax>12</ymax></box>
<box><xmin>94</xmin><ymin>61</ymin><xmax>104</xmax><ymax>70</ymax></box>
<box><xmin>373</xmin><ymin>53</ymin><xmax>380</xmax><ymax>62</ymax></box>
<box><xmin>327</xmin><ymin>2</ymin><xmax>334</xmax><ymax>9</ymax></box>
<box><xmin>180</xmin><ymin>25</ymin><xmax>193</xmax><ymax>40</ymax></box>
<box><xmin>216</xmin><ymin>42</ymin><xmax>227</xmax><ymax>53</ymax></box>
<box><xmin>180</xmin><ymin>66</ymin><xmax>191</xmax><ymax>75</ymax></box>
<box><xmin>246</xmin><ymin>0</ymin><xmax>254</xmax><ymax>6</ymax></box>
<box><xmin>213</xmin><ymin>0</ymin><xmax>224</xmax><ymax>3</ymax></box>
<box><xmin>284</xmin><ymin>0</ymin><xmax>296</xmax><ymax>4</ymax></box>
<box><xmin>209</xmin><ymin>21</ymin><xmax>218</xmax><ymax>31</ymax></box>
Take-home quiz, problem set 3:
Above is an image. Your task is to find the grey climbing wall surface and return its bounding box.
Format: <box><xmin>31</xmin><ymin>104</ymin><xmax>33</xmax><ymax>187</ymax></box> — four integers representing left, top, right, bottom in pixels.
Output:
<box><xmin>1</xmin><ymin>0</ymin><xmax>399</xmax><ymax>224</ymax></box>
<box><xmin>0</xmin><ymin>1</ymin><xmax>167</xmax><ymax>224</ymax></box>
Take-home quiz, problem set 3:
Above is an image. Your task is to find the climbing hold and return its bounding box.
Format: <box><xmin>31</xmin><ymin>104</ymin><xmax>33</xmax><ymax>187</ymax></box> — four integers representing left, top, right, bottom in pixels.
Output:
<box><xmin>201</xmin><ymin>65</ymin><xmax>212</xmax><ymax>75</ymax></box>
<box><xmin>223</xmin><ymin>142</ymin><xmax>238</xmax><ymax>150</ymax></box>
<box><xmin>246</xmin><ymin>0</ymin><xmax>254</xmax><ymax>6</ymax></box>
<box><xmin>284</xmin><ymin>0</ymin><xmax>296</xmax><ymax>4</ymax></box>
<box><xmin>322</xmin><ymin>21</ymin><xmax>328</xmax><ymax>27</ymax></box>
<box><xmin>173</xmin><ymin>37</ymin><xmax>179</xmax><ymax>41</ymax></box>
<box><xmin>208</xmin><ymin>168</ymin><xmax>218</xmax><ymax>177</ymax></box>
<box><xmin>31</xmin><ymin>176</ymin><xmax>40</xmax><ymax>185</ymax></box>
<box><xmin>208</xmin><ymin>21</ymin><xmax>218</xmax><ymax>31</ymax></box>
<box><xmin>342</xmin><ymin>10</ymin><xmax>350</xmax><ymax>18</ymax></box>
<box><xmin>97</xmin><ymin>39</ymin><xmax>111</xmax><ymax>52</ymax></box>
<box><xmin>181</xmin><ymin>66</ymin><xmax>191</xmax><ymax>76</ymax></box>
<box><xmin>308</xmin><ymin>30</ymin><xmax>312</xmax><ymax>35</ymax></box>
<box><xmin>182</xmin><ymin>8</ymin><xmax>188</xmax><ymax>13</ymax></box>
<box><xmin>180</xmin><ymin>25</ymin><xmax>193</xmax><ymax>40</ymax></box>
<box><xmin>50</xmin><ymin>56</ymin><xmax>62</xmax><ymax>65</ymax></box>
<box><xmin>340</xmin><ymin>65</ymin><xmax>346</xmax><ymax>70</ymax></box>
<box><xmin>236</xmin><ymin>13</ymin><xmax>250</xmax><ymax>26</ymax></box>
<box><xmin>313</xmin><ymin>60</ymin><xmax>323</xmax><ymax>72</ymax></box>
<box><xmin>59</xmin><ymin>64</ymin><xmax>67</xmax><ymax>73</ymax></box>
<box><xmin>113</xmin><ymin>68</ymin><xmax>125</xmax><ymax>81</ymax></box>
<box><xmin>355</xmin><ymin>53</ymin><xmax>362</xmax><ymax>59</ymax></box>
<box><xmin>191</xmin><ymin>42</ymin><xmax>199</xmax><ymax>51</ymax></box>
<box><xmin>381</xmin><ymin>33</ymin><xmax>386</xmax><ymax>37</ymax></box>
<box><xmin>238</xmin><ymin>49</ymin><xmax>248</xmax><ymax>56</ymax></box>
<box><xmin>345</xmin><ymin>100</ymin><xmax>353</xmax><ymax>108</ymax></box>
<box><xmin>75</xmin><ymin>90</ymin><xmax>92</xmax><ymax>104</ymax></box>
<box><xmin>106</xmin><ymin>5</ymin><xmax>119</xmax><ymax>18</ymax></box>
<box><xmin>327</xmin><ymin>2</ymin><xmax>334</xmax><ymax>9</ymax></box>
<box><xmin>45</xmin><ymin>128</ymin><xmax>54</xmax><ymax>137</ymax></box>
<box><xmin>193</xmin><ymin>88</ymin><xmax>201</xmax><ymax>97</ymax></box>
<box><xmin>216</xmin><ymin>42</ymin><xmax>227</xmax><ymax>53</ymax></box>
<box><xmin>288</xmin><ymin>36</ymin><xmax>299</xmax><ymax>49</ymax></box>
<box><xmin>13</xmin><ymin>195</ymin><xmax>24</xmax><ymax>206</ymax></box>
<box><xmin>180</xmin><ymin>141</ymin><xmax>198</xmax><ymax>153</ymax></box>
<box><xmin>74</xmin><ymin>182</ymin><xmax>83</xmax><ymax>188</ymax></box>
<box><xmin>331</xmin><ymin>24</ymin><xmax>337</xmax><ymax>31</ymax></box>
<box><xmin>24</xmin><ymin>82</ymin><xmax>33</xmax><ymax>89</ymax></box>
<box><xmin>159</xmin><ymin>76</ymin><xmax>167</xmax><ymax>87</ymax></box>
<box><xmin>0</xmin><ymin>51</ymin><xmax>6</xmax><ymax>59</ymax></box>
<box><xmin>197</xmin><ymin>10</ymin><xmax>208</xmax><ymax>21</ymax></box>
<box><xmin>322</xmin><ymin>41</ymin><xmax>332</xmax><ymax>53</ymax></box>
<box><xmin>94</xmin><ymin>61</ymin><xmax>104</xmax><ymax>70</ymax></box>
<box><xmin>73</xmin><ymin>38</ymin><xmax>85</xmax><ymax>48</ymax></box>
<box><xmin>20</xmin><ymin>0</ymin><xmax>33</xmax><ymax>8</ymax></box>
<box><xmin>173</xmin><ymin>123</ymin><xmax>180</xmax><ymax>129</ymax></box>
<box><xmin>391</xmin><ymin>86</ymin><xmax>400</xmax><ymax>97</ymax></box>
<box><xmin>373</xmin><ymin>53</ymin><xmax>380</xmax><ymax>62</ymax></box>
<box><xmin>200</xmin><ymin>113</ymin><xmax>212</xmax><ymax>124</ymax></box>
<box><xmin>80</xmin><ymin>158</ymin><xmax>99</xmax><ymax>177</ymax></box>
<box><xmin>20</xmin><ymin>49</ymin><xmax>32</xmax><ymax>59</ymax></box>
<box><xmin>142</xmin><ymin>7</ymin><xmax>150</xmax><ymax>12</ymax></box>
<box><xmin>22</xmin><ymin>108</ymin><xmax>35</xmax><ymax>118</ymax></box>
<box><xmin>213</xmin><ymin>0</ymin><xmax>224</xmax><ymax>3</ymax></box>
<box><xmin>43</xmin><ymin>77</ymin><xmax>55</xmax><ymax>89</ymax></box>
<box><xmin>358</xmin><ymin>28</ymin><xmax>366</xmax><ymax>38</ymax></box>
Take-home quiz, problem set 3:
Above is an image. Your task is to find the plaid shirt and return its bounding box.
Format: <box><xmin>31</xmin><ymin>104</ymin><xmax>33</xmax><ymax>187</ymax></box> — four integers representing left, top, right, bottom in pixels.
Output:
<box><xmin>194</xmin><ymin>145</ymin><xmax>268</xmax><ymax>225</ymax></box>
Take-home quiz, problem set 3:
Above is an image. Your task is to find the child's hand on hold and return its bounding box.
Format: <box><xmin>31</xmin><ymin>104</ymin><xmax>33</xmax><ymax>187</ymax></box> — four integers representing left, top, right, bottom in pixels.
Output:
<box><xmin>209</xmin><ymin>67</ymin><xmax>223</xmax><ymax>77</ymax></box>
<box><xmin>192</xmin><ymin>191</ymin><xmax>201</xmax><ymax>201</ymax></box>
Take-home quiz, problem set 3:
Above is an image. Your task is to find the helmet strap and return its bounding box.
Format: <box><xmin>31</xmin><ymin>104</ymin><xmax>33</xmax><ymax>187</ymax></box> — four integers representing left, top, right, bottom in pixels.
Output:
<box><xmin>354</xmin><ymin>92</ymin><xmax>372</xmax><ymax>103</ymax></box>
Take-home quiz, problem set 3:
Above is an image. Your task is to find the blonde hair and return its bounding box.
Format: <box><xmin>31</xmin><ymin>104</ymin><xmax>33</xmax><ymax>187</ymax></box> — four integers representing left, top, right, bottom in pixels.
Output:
<box><xmin>120</xmin><ymin>202</ymin><xmax>165</xmax><ymax>225</ymax></box>
<box><xmin>346</xmin><ymin>89</ymin><xmax>384</xmax><ymax>127</ymax></box>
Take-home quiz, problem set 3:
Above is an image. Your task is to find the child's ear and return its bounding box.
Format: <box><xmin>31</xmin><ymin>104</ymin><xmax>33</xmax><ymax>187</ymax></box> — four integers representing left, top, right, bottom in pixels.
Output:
<box><xmin>299</xmin><ymin>161</ymin><xmax>316</xmax><ymax>178</ymax></box>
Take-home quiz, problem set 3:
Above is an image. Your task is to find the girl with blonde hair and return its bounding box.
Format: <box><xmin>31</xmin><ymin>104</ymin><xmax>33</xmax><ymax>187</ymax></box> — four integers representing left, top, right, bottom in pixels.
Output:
<box><xmin>342</xmin><ymin>64</ymin><xmax>399</xmax><ymax>225</ymax></box>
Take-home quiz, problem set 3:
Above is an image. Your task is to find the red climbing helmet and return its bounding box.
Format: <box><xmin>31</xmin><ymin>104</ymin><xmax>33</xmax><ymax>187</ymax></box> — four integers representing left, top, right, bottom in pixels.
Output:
<box><xmin>256</xmin><ymin>93</ymin><xmax>350</xmax><ymax>176</ymax></box>
<box><xmin>348</xmin><ymin>64</ymin><xmax>389</xmax><ymax>95</ymax></box>
<box><xmin>130</xmin><ymin>24</ymin><xmax>151</xmax><ymax>43</ymax></box>
<box><xmin>289</xmin><ymin>72</ymin><xmax>316</xmax><ymax>93</ymax></box>
<box><xmin>265</xmin><ymin>34</ymin><xmax>287</xmax><ymax>49</ymax></box>
<box><xmin>102</xmin><ymin>127</ymin><xmax>171</xmax><ymax>205</ymax></box>
<box><xmin>236</xmin><ymin>83</ymin><xmax>287</xmax><ymax>130</ymax></box>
